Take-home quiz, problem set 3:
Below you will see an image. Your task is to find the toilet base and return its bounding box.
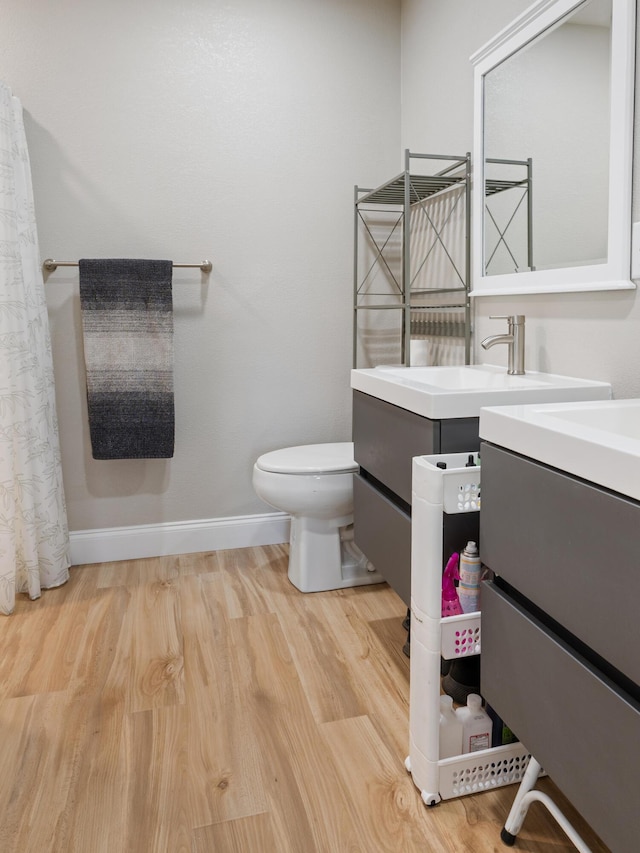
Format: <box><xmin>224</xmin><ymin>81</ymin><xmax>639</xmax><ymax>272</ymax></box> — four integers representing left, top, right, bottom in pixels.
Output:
<box><xmin>287</xmin><ymin>516</ymin><xmax>385</xmax><ymax>593</ymax></box>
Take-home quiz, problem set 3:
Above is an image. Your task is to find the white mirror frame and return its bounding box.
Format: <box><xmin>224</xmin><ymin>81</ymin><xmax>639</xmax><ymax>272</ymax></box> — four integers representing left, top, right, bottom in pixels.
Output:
<box><xmin>471</xmin><ymin>0</ymin><xmax>636</xmax><ymax>296</ymax></box>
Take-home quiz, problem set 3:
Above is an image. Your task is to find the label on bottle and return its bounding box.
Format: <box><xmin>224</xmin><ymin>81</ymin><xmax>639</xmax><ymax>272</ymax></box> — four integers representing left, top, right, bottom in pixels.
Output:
<box><xmin>459</xmin><ymin>556</ymin><xmax>481</xmax><ymax>587</ymax></box>
<box><xmin>458</xmin><ymin>582</ymin><xmax>481</xmax><ymax>613</ymax></box>
<box><xmin>469</xmin><ymin>731</ymin><xmax>490</xmax><ymax>752</ymax></box>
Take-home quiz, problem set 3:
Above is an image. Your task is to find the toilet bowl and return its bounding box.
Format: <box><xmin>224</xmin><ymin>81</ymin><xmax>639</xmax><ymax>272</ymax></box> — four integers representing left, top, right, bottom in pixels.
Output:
<box><xmin>252</xmin><ymin>442</ymin><xmax>385</xmax><ymax>593</ymax></box>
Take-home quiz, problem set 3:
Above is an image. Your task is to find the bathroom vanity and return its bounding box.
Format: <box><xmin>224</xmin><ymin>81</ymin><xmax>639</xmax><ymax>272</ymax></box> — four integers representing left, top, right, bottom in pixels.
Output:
<box><xmin>479</xmin><ymin>400</ymin><xmax>640</xmax><ymax>852</ymax></box>
<box><xmin>350</xmin><ymin>365</ymin><xmax>612</xmax><ymax>607</ymax></box>
<box><xmin>352</xmin><ymin>389</ymin><xmax>477</xmax><ymax>604</ymax></box>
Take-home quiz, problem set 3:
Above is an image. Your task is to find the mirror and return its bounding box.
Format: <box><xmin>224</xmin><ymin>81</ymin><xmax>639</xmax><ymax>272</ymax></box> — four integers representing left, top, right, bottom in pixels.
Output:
<box><xmin>471</xmin><ymin>0</ymin><xmax>635</xmax><ymax>295</ymax></box>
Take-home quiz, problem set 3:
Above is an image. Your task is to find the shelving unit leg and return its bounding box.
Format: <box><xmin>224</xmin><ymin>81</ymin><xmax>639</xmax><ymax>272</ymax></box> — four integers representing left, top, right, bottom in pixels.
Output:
<box><xmin>501</xmin><ymin>758</ymin><xmax>590</xmax><ymax>852</ymax></box>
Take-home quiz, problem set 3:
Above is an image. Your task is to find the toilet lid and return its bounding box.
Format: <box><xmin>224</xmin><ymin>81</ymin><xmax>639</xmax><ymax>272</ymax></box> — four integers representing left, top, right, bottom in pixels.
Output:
<box><xmin>256</xmin><ymin>442</ymin><xmax>358</xmax><ymax>474</ymax></box>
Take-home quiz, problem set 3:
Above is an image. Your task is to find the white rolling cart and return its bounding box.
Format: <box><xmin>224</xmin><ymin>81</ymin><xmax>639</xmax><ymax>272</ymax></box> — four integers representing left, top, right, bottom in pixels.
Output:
<box><xmin>405</xmin><ymin>452</ymin><xmax>532</xmax><ymax>806</ymax></box>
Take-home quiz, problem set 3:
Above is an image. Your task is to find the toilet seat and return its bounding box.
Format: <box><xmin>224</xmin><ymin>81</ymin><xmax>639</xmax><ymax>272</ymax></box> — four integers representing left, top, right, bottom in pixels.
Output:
<box><xmin>256</xmin><ymin>442</ymin><xmax>357</xmax><ymax>475</ymax></box>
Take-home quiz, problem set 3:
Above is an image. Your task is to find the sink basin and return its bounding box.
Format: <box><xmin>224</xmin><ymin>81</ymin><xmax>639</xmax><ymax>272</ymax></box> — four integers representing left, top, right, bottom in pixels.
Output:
<box><xmin>350</xmin><ymin>364</ymin><xmax>611</xmax><ymax>419</ymax></box>
<box><xmin>480</xmin><ymin>398</ymin><xmax>640</xmax><ymax>501</ymax></box>
<box><xmin>369</xmin><ymin>365</ymin><xmax>549</xmax><ymax>390</ymax></box>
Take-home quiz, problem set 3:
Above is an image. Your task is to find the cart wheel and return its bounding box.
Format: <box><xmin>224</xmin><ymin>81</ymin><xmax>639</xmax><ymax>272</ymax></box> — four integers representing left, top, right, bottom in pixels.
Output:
<box><xmin>420</xmin><ymin>791</ymin><xmax>441</xmax><ymax>807</ymax></box>
<box><xmin>500</xmin><ymin>827</ymin><xmax>517</xmax><ymax>846</ymax></box>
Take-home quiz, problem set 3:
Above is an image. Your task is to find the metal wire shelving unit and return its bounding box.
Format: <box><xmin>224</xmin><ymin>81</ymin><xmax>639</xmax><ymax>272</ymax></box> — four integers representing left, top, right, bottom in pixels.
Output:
<box><xmin>484</xmin><ymin>157</ymin><xmax>533</xmax><ymax>275</ymax></box>
<box><xmin>353</xmin><ymin>150</ymin><xmax>471</xmax><ymax>367</ymax></box>
<box><xmin>353</xmin><ymin>152</ymin><xmax>533</xmax><ymax>368</ymax></box>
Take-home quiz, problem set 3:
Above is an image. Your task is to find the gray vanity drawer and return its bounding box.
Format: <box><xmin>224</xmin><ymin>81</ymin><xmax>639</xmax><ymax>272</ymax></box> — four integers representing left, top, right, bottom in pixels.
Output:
<box><xmin>353</xmin><ymin>390</ymin><xmax>438</xmax><ymax>505</ymax></box>
<box><xmin>480</xmin><ymin>441</ymin><xmax>640</xmax><ymax>685</ymax></box>
<box><xmin>353</xmin><ymin>473</ymin><xmax>411</xmax><ymax>605</ymax></box>
<box><xmin>482</xmin><ymin>581</ymin><xmax>640</xmax><ymax>853</ymax></box>
<box><xmin>353</xmin><ymin>390</ymin><xmax>479</xmax><ymax>505</ymax></box>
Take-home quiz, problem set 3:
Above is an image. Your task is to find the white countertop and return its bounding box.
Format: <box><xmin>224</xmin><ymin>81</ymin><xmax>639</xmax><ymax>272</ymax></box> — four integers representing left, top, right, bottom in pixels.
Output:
<box><xmin>480</xmin><ymin>398</ymin><xmax>640</xmax><ymax>501</ymax></box>
<box><xmin>351</xmin><ymin>364</ymin><xmax>612</xmax><ymax>420</ymax></box>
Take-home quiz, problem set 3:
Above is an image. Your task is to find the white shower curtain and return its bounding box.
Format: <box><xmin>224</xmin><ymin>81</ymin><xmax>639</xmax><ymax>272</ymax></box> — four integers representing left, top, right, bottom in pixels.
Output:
<box><xmin>0</xmin><ymin>82</ymin><xmax>70</xmax><ymax>615</ymax></box>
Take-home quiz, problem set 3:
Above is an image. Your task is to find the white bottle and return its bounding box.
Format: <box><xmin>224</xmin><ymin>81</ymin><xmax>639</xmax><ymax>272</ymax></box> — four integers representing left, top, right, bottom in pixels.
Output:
<box><xmin>458</xmin><ymin>540</ymin><xmax>482</xmax><ymax>613</ymax></box>
<box><xmin>439</xmin><ymin>694</ymin><xmax>463</xmax><ymax>759</ymax></box>
<box><xmin>456</xmin><ymin>693</ymin><xmax>491</xmax><ymax>754</ymax></box>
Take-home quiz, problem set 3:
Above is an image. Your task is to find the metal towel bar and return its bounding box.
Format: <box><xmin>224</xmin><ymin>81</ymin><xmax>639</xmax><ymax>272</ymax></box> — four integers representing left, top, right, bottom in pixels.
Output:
<box><xmin>43</xmin><ymin>258</ymin><xmax>213</xmax><ymax>273</ymax></box>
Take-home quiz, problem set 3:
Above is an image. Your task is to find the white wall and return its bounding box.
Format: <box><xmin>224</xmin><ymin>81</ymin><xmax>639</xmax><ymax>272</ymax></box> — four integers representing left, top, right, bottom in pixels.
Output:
<box><xmin>401</xmin><ymin>0</ymin><xmax>640</xmax><ymax>398</ymax></box>
<box><xmin>1</xmin><ymin>0</ymin><xmax>401</xmax><ymax>535</ymax></box>
<box><xmin>6</xmin><ymin>0</ymin><xmax>640</xmax><ymax>547</ymax></box>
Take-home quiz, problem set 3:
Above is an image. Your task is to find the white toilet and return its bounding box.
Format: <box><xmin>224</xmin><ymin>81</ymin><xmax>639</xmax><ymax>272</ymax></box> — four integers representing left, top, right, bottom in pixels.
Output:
<box><xmin>252</xmin><ymin>442</ymin><xmax>385</xmax><ymax>593</ymax></box>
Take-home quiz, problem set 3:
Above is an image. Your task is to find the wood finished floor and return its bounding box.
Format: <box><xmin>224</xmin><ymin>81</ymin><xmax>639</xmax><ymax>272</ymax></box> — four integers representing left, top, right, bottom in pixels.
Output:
<box><xmin>0</xmin><ymin>545</ymin><xmax>609</xmax><ymax>852</ymax></box>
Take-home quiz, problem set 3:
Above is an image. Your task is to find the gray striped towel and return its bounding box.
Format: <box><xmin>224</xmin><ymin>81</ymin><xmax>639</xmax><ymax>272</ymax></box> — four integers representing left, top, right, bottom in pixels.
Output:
<box><xmin>79</xmin><ymin>259</ymin><xmax>175</xmax><ymax>459</ymax></box>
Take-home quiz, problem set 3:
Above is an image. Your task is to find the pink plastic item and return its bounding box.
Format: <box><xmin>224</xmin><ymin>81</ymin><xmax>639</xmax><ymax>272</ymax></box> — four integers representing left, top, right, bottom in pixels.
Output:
<box><xmin>442</xmin><ymin>552</ymin><xmax>463</xmax><ymax>617</ymax></box>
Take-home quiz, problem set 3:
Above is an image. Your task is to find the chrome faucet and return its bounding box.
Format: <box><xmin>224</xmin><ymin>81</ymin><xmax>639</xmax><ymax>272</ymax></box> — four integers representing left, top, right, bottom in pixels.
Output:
<box><xmin>481</xmin><ymin>315</ymin><xmax>526</xmax><ymax>375</ymax></box>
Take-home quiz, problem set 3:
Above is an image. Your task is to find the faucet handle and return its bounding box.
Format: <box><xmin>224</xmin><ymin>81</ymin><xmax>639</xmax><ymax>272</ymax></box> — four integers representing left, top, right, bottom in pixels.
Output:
<box><xmin>489</xmin><ymin>314</ymin><xmax>525</xmax><ymax>324</ymax></box>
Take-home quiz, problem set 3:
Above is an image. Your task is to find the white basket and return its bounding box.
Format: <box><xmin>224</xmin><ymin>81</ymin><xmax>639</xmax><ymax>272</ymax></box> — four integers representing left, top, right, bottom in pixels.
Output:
<box><xmin>438</xmin><ymin>742</ymin><xmax>532</xmax><ymax>800</ymax></box>
<box><xmin>440</xmin><ymin>611</ymin><xmax>481</xmax><ymax>659</ymax></box>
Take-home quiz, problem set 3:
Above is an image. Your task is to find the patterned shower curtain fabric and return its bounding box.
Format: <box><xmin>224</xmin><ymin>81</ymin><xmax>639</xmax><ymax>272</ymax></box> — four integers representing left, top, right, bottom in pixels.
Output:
<box><xmin>0</xmin><ymin>82</ymin><xmax>70</xmax><ymax>614</ymax></box>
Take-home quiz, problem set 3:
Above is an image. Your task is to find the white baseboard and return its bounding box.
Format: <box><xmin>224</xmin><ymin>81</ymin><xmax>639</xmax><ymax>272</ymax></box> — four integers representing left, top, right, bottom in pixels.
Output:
<box><xmin>69</xmin><ymin>512</ymin><xmax>290</xmax><ymax>566</ymax></box>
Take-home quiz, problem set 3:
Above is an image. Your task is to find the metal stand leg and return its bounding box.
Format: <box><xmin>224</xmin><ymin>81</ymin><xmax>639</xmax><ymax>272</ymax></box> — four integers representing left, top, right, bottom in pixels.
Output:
<box><xmin>501</xmin><ymin>757</ymin><xmax>592</xmax><ymax>852</ymax></box>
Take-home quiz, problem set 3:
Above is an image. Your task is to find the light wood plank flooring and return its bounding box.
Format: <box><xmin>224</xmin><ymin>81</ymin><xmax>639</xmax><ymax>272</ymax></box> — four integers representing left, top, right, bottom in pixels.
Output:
<box><xmin>0</xmin><ymin>545</ymin><xmax>609</xmax><ymax>852</ymax></box>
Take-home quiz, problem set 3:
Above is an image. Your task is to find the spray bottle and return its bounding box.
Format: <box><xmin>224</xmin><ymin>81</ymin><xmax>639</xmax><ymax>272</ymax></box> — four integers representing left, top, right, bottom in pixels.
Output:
<box><xmin>458</xmin><ymin>541</ymin><xmax>482</xmax><ymax>614</ymax></box>
<box><xmin>441</xmin><ymin>552</ymin><xmax>463</xmax><ymax>617</ymax></box>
